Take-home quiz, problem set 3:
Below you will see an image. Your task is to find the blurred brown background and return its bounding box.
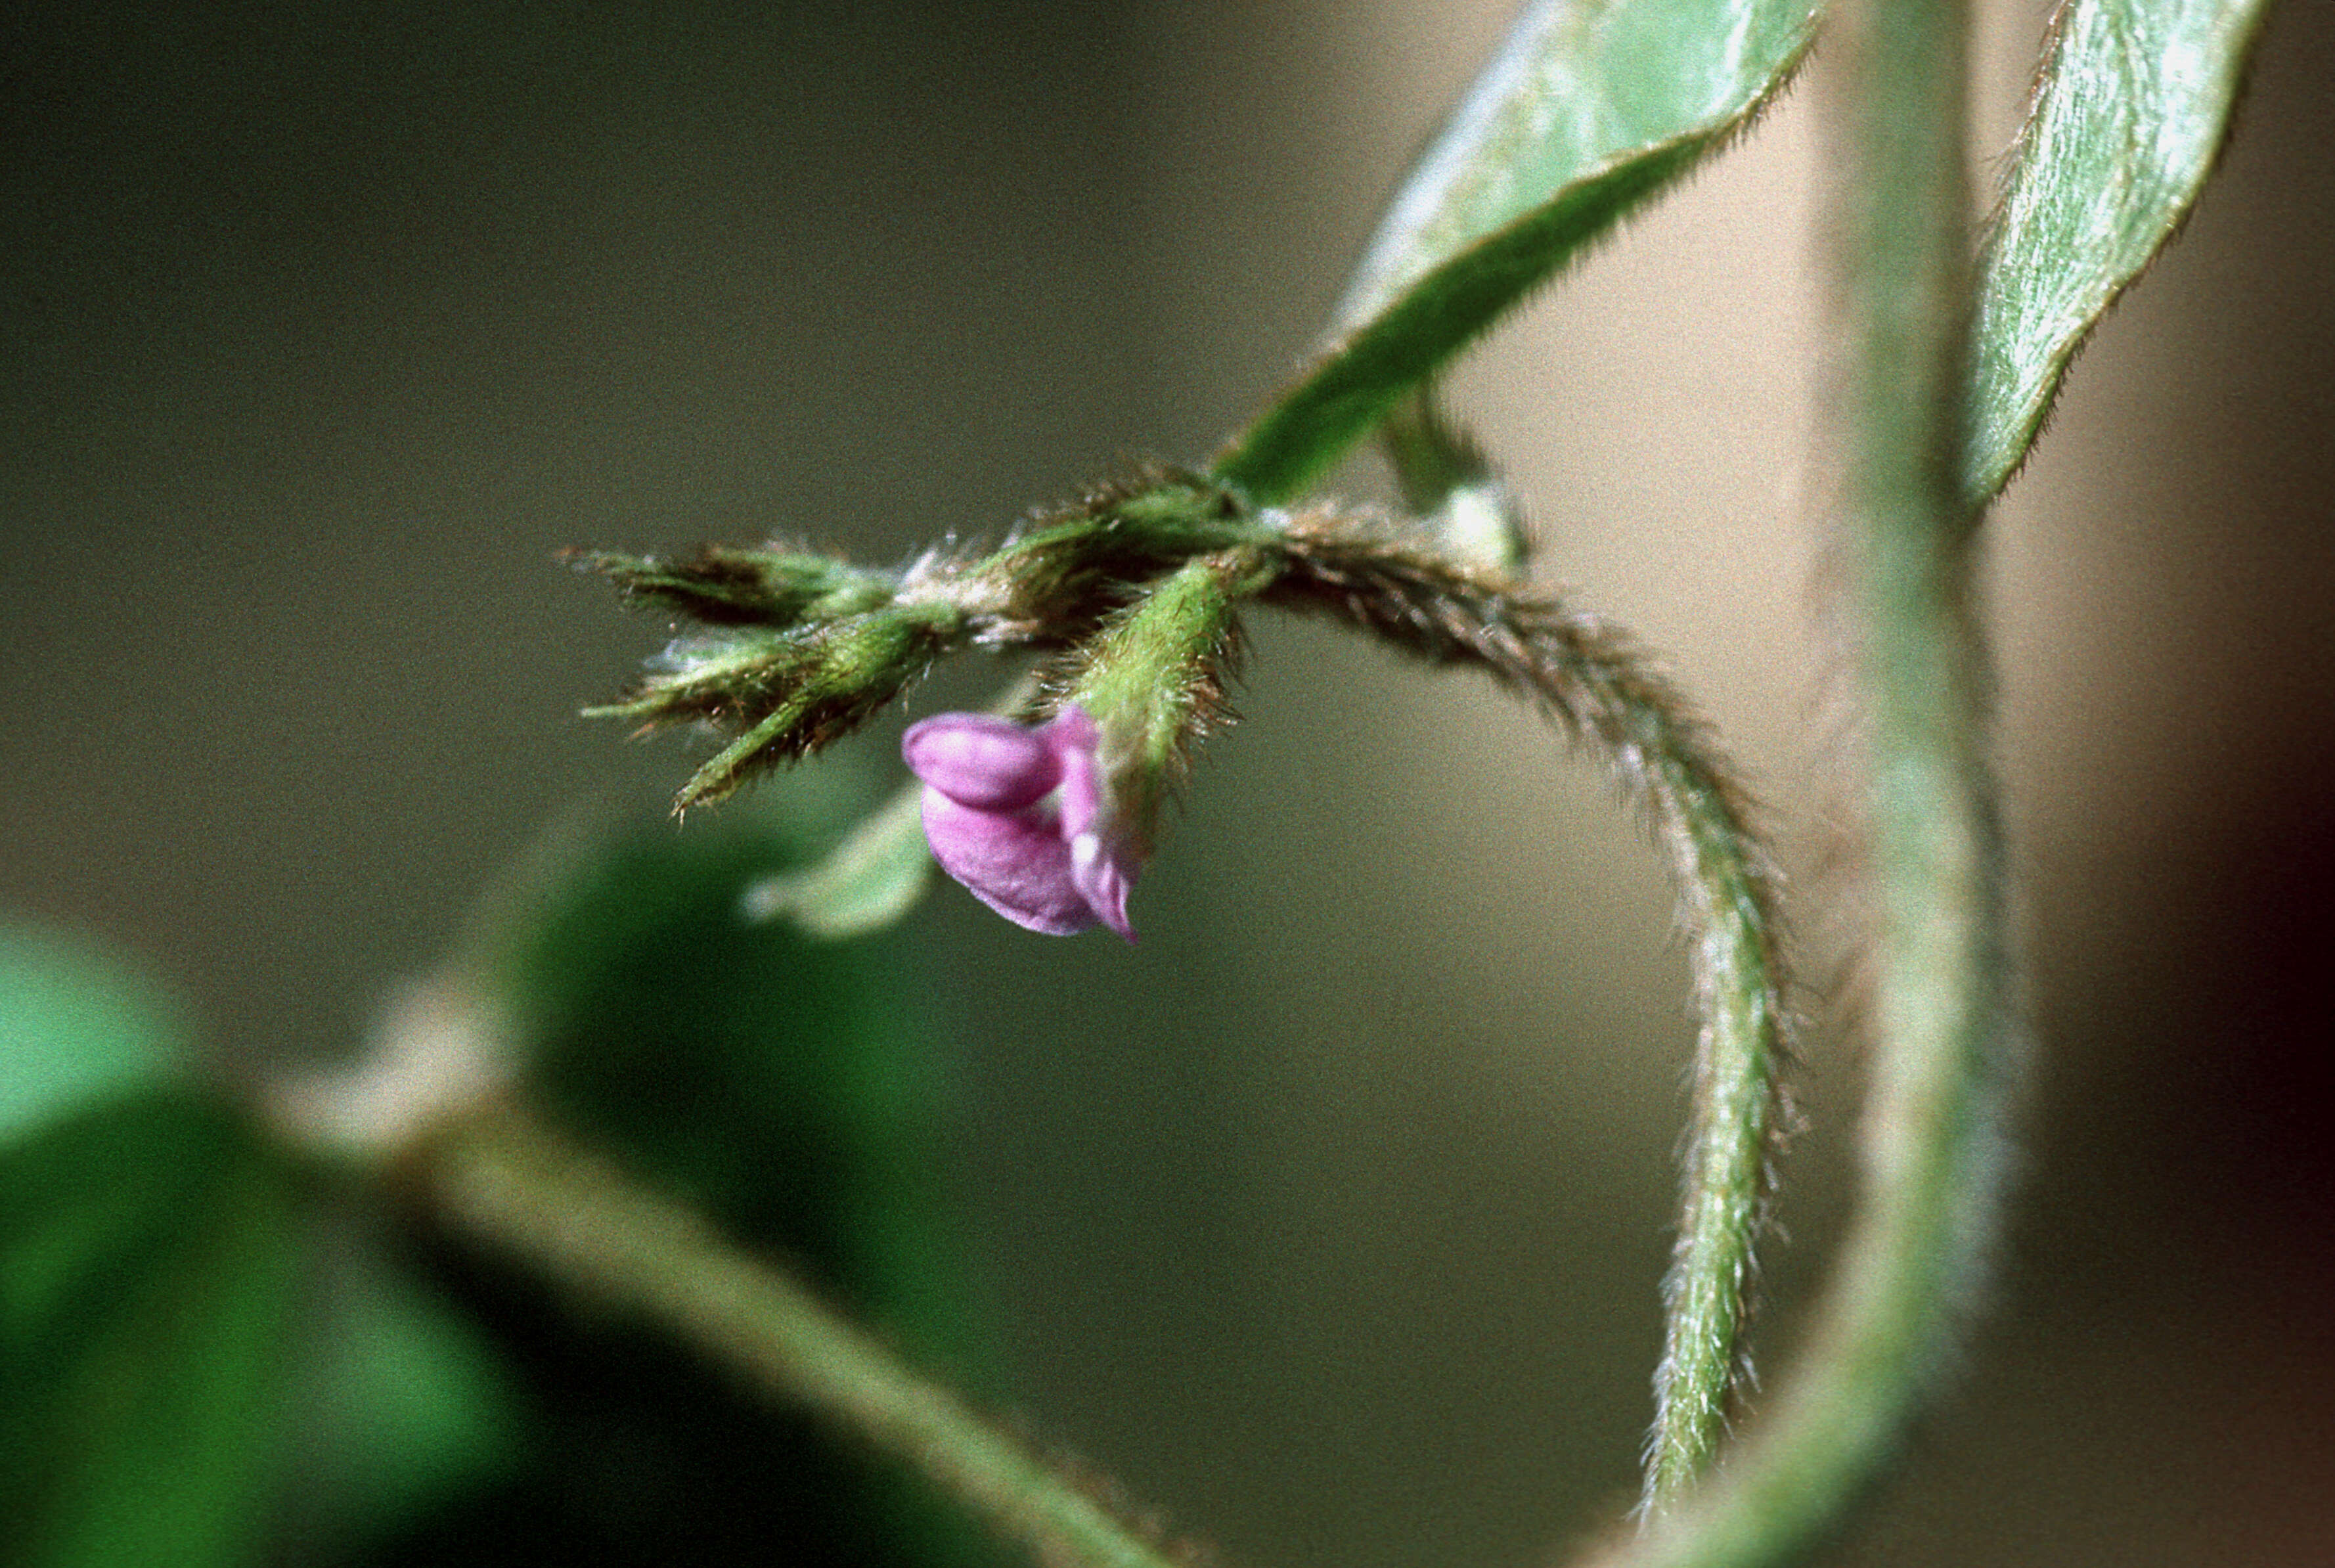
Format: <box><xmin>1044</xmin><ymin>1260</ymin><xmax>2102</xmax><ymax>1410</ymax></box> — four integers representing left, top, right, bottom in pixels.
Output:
<box><xmin>3</xmin><ymin>2</ymin><xmax>2329</xmax><ymax>1564</ymax></box>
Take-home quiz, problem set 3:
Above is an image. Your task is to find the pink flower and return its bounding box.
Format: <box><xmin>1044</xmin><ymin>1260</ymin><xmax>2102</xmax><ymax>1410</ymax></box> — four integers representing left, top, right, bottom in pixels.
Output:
<box><xmin>902</xmin><ymin>707</ymin><xmax>1138</xmax><ymax>939</ymax></box>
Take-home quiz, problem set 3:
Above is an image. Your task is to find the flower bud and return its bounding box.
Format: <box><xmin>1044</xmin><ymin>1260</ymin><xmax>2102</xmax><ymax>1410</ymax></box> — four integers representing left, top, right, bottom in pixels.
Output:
<box><xmin>904</xmin><ymin>547</ymin><xmax>1274</xmax><ymax>941</ymax></box>
<box><xmin>904</xmin><ymin>708</ymin><xmax>1135</xmax><ymax>939</ymax></box>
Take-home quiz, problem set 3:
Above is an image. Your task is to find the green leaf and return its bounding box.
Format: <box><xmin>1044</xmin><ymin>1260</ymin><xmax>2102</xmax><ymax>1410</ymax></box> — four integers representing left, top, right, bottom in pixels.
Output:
<box><xmin>284</xmin><ymin>1257</ymin><xmax>525</xmax><ymax>1550</ymax></box>
<box><xmin>508</xmin><ymin>818</ymin><xmax>944</xmax><ymax>1271</ymax></box>
<box><xmin>740</xmin><ymin>780</ymin><xmax>935</xmax><ymax>941</ymax></box>
<box><xmin>738</xmin><ymin>673</ymin><xmax>1053</xmax><ymax>943</ymax></box>
<box><xmin>1214</xmin><ymin>0</ymin><xmax>1819</xmax><ymax>503</ymax></box>
<box><xmin>0</xmin><ymin>924</ymin><xmax>184</xmax><ymax>1141</ymax></box>
<box><xmin>2</xmin><ymin>1094</ymin><xmax>305</xmax><ymax>1568</ymax></box>
<box><xmin>1965</xmin><ymin>0</ymin><xmax>2271</xmax><ymax>503</ymax></box>
<box><xmin>399</xmin><ymin>812</ymin><xmax>1003</xmax><ymax>1566</ymax></box>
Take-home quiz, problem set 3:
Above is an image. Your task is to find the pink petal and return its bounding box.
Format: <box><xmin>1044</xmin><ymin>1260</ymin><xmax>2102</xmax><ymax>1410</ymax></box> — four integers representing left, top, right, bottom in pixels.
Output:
<box><xmin>918</xmin><ymin>790</ymin><xmax>1097</xmax><ymax>935</ymax></box>
<box><xmin>1069</xmin><ymin>828</ymin><xmax>1138</xmax><ymax>942</ymax></box>
<box><xmin>907</xmin><ymin>704</ymin><xmax>1138</xmax><ymax>940</ymax></box>
<box><xmin>1050</xmin><ymin>720</ymin><xmax>1102</xmax><ymax>842</ymax></box>
<box><xmin>1040</xmin><ymin>704</ymin><xmax>1101</xmax><ymax>757</ymax></box>
<box><xmin>1048</xmin><ymin>717</ymin><xmax>1138</xmax><ymax>940</ymax></box>
<box><xmin>903</xmin><ymin>713</ymin><xmax>1063</xmax><ymax>811</ymax></box>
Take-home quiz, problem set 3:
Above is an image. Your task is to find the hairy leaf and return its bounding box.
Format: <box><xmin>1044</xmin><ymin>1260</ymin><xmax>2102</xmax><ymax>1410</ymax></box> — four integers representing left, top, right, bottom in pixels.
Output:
<box><xmin>1216</xmin><ymin>0</ymin><xmax>1819</xmax><ymax>502</ymax></box>
<box><xmin>1965</xmin><ymin>0</ymin><xmax>2271</xmax><ymax>503</ymax></box>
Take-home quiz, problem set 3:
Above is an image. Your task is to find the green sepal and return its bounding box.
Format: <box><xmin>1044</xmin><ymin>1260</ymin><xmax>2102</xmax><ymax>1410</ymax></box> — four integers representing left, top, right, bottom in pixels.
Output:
<box><xmin>585</xmin><ymin>605</ymin><xmax>965</xmax><ymax>812</ymax></box>
<box><xmin>568</xmin><ymin>545</ymin><xmax>895</xmax><ymax>628</ymax></box>
<box><xmin>1059</xmin><ymin>548</ymin><xmax>1275</xmax><ymax>851</ymax></box>
<box><xmin>967</xmin><ymin>470</ymin><xmax>1270</xmax><ymax>638</ymax></box>
<box><xmin>668</xmin><ymin>606</ymin><xmax>966</xmax><ymax>811</ymax></box>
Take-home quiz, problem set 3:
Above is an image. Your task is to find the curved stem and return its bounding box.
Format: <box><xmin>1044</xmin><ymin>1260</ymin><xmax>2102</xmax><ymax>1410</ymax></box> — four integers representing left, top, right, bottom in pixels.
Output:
<box><xmin>416</xmin><ymin>1101</ymin><xmax>1193</xmax><ymax>1568</ymax></box>
<box><xmin>1264</xmin><ymin>529</ymin><xmax>1789</xmax><ymax>1509</ymax></box>
<box><xmin>1574</xmin><ymin>0</ymin><xmax>2018</xmax><ymax>1559</ymax></box>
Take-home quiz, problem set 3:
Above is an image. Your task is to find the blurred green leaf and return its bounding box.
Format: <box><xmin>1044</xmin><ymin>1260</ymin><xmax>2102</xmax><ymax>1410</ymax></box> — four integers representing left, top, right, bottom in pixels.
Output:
<box><xmin>512</xmin><ymin>820</ymin><xmax>946</xmax><ymax>1288</ymax></box>
<box><xmin>2</xmin><ymin>1094</ymin><xmax>305</xmax><ymax>1568</ymax></box>
<box><xmin>1215</xmin><ymin>0</ymin><xmax>1819</xmax><ymax>503</ymax></box>
<box><xmin>359</xmin><ymin>812</ymin><xmax>996</xmax><ymax>1566</ymax></box>
<box><xmin>280</xmin><ymin>1251</ymin><xmax>526</xmax><ymax>1556</ymax></box>
<box><xmin>740</xmin><ymin>675</ymin><xmax>1046</xmax><ymax>944</ymax></box>
<box><xmin>0</xmin><ymin>924</ymin><xmax>184</xmax><ymax>1140</ymax></box>
<box><xmin>1965</xmin><ymin>0</ymin><xmax>2271</xmax><ymax>503</ymax></box>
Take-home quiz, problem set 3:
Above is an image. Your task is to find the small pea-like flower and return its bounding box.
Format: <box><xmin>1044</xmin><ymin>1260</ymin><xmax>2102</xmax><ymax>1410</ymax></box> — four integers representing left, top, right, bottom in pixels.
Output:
<box><xmin>902</xmin><ymin>707</ymin><xmax>1138</xmax><ymax>940</ymax></box>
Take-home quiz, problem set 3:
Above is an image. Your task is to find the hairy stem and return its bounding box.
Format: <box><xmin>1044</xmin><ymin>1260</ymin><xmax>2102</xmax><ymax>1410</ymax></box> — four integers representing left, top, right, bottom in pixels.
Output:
<box><xmin>1266</xmin><ymin>526</ymin><xmax>1789</xmax><ymax>1509</ymax></box>
<box><xmin>415</xmin><ymin>1101</ymin><xmax>1193</xmax><ymax>1568</ymax></box>
<box><xmin>1576</xmin><ymin>0</ymin><xmax>2017</xmax><ymax>1561</ymax></box>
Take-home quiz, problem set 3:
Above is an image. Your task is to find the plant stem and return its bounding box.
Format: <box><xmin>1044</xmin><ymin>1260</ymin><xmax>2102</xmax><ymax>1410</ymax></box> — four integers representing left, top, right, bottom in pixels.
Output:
<box><xmin>416</xmin><ymin>1100</ymin><xmax>1191</xmax><ymax>1568</ymax></box>
<box><xmin>1263</xmin><ymin>530</ymin><xmax>1787</xmax><ymax>1511</ymax></box>
<box><xmin>1583</xmin><ymin>0</ymin><xmax>2019</xmax><ymax>1557</ymax></box>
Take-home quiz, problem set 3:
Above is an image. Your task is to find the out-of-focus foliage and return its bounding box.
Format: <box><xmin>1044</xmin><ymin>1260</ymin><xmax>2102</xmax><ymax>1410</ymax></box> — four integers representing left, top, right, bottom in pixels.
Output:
<box><xmin>355</xmin><ymin>809</ymin><xmax>998</xmax><ymax>1567</ymax></box>
<box><xmin>1</xmin><ymin>925</ymin><xmax>299</xmax><ymax>1567</ymax></box>
<box><xmin>1</xmin><ymin>809</ymin><xmax>996</xmax><ymax>1568</ymax></box>
<box><xmin>2</xmin><ymin>1093</ymin><xmax>304</xmax><ymax>1568</ymax></box>
<box><xmin>0</xmin><ymin>924</ymin><xmax>183</xmax><ymax>1138</ymax></box>
<box><xmin>278</xmin><ymin>1252</ymin><xmax>527</xmax><ymax>1556</ymax></box>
